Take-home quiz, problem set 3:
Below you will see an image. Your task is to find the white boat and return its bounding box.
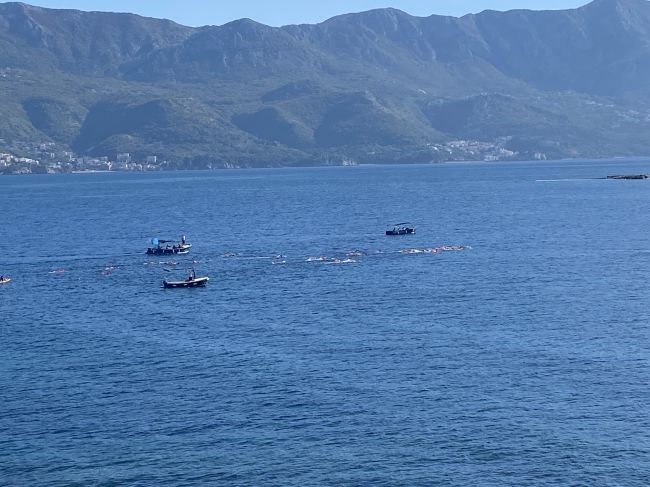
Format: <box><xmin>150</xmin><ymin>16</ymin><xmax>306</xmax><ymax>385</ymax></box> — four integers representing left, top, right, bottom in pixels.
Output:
<box><xmin>163</xmin><ymin>269</ymin><xmax>208</xmax><ymax>288</ymax></box>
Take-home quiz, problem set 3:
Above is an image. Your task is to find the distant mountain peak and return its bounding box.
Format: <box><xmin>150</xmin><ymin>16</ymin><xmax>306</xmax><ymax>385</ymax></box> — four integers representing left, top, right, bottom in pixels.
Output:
<box><xmin>588</xmin><ymin>0</ymin><xmax>647</xmax><ymax>5</ymax></box>
<box><xmin>1</xmin><ymin>1</ymin><xmax>650</xmax><ymax>167</ymax></box>
<box><xmin>580</xmin><ymin>0</ymin><xmax>650</xmax><ymax>32</ymax></box>
<box><xmin>319</xmin><ymin>6</ymin><xmax>416</xmax><ymax>28</ymax></box>
<box><xmin>583</xmin><ymin>0</ymin><xmax>650</xmax><ymax>10</ymax></box>
<box><xmin>1</xmin><ymin>2</ymin><xmax>32</xmax><ymax>11</ymax></box>
<box><xmin>0</xmin><ymin>2</ymin><xmax>37</xmax><ymax>18</ymax></box>
<box><xmin>221</xmin><ymin>17</ymin><xmax>267</xmax><ymax>28</ymax></box>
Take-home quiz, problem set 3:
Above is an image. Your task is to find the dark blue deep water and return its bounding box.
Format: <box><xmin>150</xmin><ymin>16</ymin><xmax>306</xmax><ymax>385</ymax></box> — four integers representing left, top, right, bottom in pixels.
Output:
<box><xmin>2</xmin><ymin>160</ymin><xmax>650</xmax><ymax>486</ymax></box>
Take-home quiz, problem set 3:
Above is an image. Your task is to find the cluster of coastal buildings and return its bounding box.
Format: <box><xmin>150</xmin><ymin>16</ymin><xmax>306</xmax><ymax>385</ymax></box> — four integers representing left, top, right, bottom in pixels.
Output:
<box><xmin>430</xmin><ymin>138</ymin><xmax>546</xmax><ymax>162</ymax></box>
<box><xmin>0</xmin><ymin>137</ymin><xmax>548</xmax><ymax>175</ymax></box>
<box><xmin>0</xmin><ymin>141</ymin><xmax>163</xmax><ymax>175</ymax></box>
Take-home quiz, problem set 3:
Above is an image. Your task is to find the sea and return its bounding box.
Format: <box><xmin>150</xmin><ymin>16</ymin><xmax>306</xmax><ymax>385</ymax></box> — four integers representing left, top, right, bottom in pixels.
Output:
<box><xmin>1</xmin><ymin>160</ymin><xmax>649</xmax><ymax>486</ymax></box>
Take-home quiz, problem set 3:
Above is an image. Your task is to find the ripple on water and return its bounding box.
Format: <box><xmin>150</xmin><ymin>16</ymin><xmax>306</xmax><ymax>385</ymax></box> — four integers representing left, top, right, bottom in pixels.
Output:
<box><xmin>2</xmin><ymin>163</ymin><xmax>650</xmax><ymax>485</ymax></box>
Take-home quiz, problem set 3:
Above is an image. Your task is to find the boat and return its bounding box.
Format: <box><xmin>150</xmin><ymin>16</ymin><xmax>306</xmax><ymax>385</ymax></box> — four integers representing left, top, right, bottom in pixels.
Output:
<box><xmin>386</xmin><ymin>223</ymin><xmax>416</xmax><ymax>236</ymax></box>
<box><xmin>147</xmin><ymin>235</ymin><xmax>191</xmax><ymax>255</ymax></box>
<box><xmin>163</xmin><ymin>276</ymin><xmax>209</xmax><ymax>288</ymax></box>
<box><xmin>606</xmin><ymin>174</ymin><xmax>649</xmax><ymax>180</ymax></box>
<box><xmin>0</xmin><ymin>276</ymin><xmax>10</xmax><ymax>284</ymax></box>
<box><xmin>163</xmin><ymin>269</ymin><xmax>209</xmax><ymax>288</ymax></box>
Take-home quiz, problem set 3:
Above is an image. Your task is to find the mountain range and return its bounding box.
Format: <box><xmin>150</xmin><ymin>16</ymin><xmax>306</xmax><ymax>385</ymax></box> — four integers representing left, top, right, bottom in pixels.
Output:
<box><xmin>1</xmin><ymin>0</ymin><xmax>650</xmax><ymax>167</ymax></box>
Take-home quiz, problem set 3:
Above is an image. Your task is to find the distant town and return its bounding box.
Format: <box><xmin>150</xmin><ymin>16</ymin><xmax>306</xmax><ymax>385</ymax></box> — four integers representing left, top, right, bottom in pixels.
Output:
<box><xmin>0</xmin><ymin>140</ymin><xmax>164</xmax><ymax>175</ymax></box>
<box><xmin>0</xmin><ymin>138</ymin><xmax>546</xmax><ymax>175</ymax></box>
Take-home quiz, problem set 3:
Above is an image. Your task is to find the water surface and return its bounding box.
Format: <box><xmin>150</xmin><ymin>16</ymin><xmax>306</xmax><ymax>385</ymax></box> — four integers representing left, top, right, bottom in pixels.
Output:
<box><xmin>1</xmin><ymin>160</ymin><xmax>649</xmax><ymax>485</ymax></box>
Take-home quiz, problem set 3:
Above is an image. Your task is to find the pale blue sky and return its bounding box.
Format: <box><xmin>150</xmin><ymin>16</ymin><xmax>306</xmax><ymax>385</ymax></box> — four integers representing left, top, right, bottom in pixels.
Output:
<box><xmin>19</xmin><ymin>1</ymin><xmax>589</xmax><ymax>26</ymax></box>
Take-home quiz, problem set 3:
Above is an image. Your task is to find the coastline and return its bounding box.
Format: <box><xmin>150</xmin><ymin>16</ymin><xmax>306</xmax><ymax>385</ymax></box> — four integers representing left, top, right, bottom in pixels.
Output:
<box><xmin>2</xmin><ymin>156</ymin><xmax>650</xmax><ymax>178</ymax></box>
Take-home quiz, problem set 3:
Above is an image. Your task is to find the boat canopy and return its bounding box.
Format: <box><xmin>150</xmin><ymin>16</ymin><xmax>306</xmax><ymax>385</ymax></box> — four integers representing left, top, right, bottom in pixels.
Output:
<box><xmin>151</xmin><ymin>238</ymin><xmax>176</xmax><ymax>245</ymax></box>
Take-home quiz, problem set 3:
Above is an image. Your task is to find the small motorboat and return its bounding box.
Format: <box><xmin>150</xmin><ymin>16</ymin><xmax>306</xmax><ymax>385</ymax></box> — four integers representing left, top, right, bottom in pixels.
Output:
<box><xmin>163</xmin><ymin>277</ymin><xmax>209</xmax><ymax>288</ymax></box>
<box><xmin>147</xmin><ymin>236</ymin><xmax>191</xmax><ymax>255</ymax></box>
<box><xmin>0</xmin><ymin>276</ymin><xmax>11</xmax><ymax>284</ymax></box>
<box><xmin>386</xmin><ymin>223</ymin><xmax>416</xmax><ymax>236</ymax></box>
<box><xmin>163</xmin><ymin>269</ymin><xmax>208</xmax><ymax>288</ymax></box>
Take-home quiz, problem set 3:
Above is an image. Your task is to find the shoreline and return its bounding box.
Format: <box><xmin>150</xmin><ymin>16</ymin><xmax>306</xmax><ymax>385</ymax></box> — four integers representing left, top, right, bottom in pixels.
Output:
<box><xmin>2</xmin><ymin>155</ymin><xmax>650</xmax><ymax>176</ymax></box>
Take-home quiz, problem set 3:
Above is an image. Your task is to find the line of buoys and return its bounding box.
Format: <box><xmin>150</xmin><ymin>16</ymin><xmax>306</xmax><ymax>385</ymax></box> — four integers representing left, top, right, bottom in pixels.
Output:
<box><xmin>32</xmin><ymin>244</ymin><xmax>469</xmax><ymax>280</ymax></box>
<box><xmin>305</xmin><ymin>257</ymin><xmax>358</xmax><ymax>264</ymax></box>
<box><xmin>401</xmin><ymin>245</ymin><xmax>468</xmax><ymax>254</ymax></box>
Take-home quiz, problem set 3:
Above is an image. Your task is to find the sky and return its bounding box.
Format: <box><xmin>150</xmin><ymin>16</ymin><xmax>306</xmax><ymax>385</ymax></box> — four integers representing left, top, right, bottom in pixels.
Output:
<box><xmin>20</xmin><ymin>1</ymin><xmax>589</xmax><ymax>27</ymax></box>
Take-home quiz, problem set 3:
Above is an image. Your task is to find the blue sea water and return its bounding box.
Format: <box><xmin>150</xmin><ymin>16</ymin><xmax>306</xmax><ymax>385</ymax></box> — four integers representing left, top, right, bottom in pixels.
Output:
<box><xmin>1</xmin><ymin>160</ymin><xmax>650</xmax><ymax>486</ymax></box>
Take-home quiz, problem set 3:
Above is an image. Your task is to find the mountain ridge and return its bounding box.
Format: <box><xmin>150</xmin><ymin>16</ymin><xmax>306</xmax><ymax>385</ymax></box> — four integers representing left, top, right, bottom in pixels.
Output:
<box><xmin>1</xmin><ymin>0</ymin><xmax>650</xmax><ymax>170</ymax></box>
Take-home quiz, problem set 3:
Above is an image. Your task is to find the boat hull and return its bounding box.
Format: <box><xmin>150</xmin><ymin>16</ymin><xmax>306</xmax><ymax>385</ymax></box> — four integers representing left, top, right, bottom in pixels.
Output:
<box><xmin>163</xmin><ymin>277</ymin><xmax>209</xmax><ymax>288</ymax></box>
<box><xmin>386</xmin><ymin>228</ymin><xmax>416</xmax><ymax>236</ymax></box>
<box><xmin>147</xmin><ymin>238</ymin><xmax>192</xmax><ymax>255</ymax></box>
<box><xmin>147</xmin><ymin>247</ymin><xmax>189</xmax><ymax>255</ymax></box>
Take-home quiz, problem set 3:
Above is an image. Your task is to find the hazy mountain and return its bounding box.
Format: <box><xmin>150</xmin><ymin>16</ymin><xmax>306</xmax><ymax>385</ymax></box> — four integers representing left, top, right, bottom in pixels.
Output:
<box><xmin>1</xmin><ymin>0</ymin><xmax>650</xmax><ymax>167</ymax></box>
